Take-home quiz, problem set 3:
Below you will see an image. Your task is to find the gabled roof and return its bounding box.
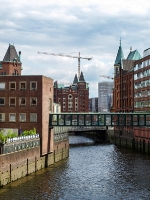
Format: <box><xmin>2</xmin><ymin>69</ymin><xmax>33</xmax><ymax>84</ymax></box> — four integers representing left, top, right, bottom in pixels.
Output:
<box><xmin>79</xmin><ymin>71</ymin><xmax>85</xmax><ymax>82</ymax></box>
<box><xmin>126</xmin><ymin>49</ymin><xmax>142</xmax><ymax>60</ymax></box>
<box><xmin>114</xmin><ymin>40</ymin><xmax>124</xmax><ymax>65</ymax></box>
<box><xmin>3</xmin><ymin>44</ymin><xmax>21</xmax><ymax>62</ymax></box>
<box><xmin>73</xmin><ymin>74</ymin><xmax>78</xmax><ymax>84</ymax></box>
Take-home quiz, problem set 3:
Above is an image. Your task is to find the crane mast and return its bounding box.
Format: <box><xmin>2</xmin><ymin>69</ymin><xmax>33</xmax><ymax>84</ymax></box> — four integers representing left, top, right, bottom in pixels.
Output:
<box><xmin>38</xmin><ymin>51</ymin><xmax>92</xmax><ymax>79</ymax></box>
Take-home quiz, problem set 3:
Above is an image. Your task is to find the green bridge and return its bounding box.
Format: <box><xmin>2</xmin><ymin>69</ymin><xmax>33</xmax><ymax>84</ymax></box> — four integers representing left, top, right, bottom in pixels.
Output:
<box><xmin>49</xmin><ymin>113</ymin><xmax>150</xmax><ymax>127</ymax></box>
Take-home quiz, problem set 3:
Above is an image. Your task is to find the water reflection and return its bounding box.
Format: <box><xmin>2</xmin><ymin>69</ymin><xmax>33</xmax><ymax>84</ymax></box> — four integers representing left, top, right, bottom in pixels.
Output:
<box><xmin>0</xmin><ymin>136</ymin><xmax>150</xmax><ymax>199</ymax></box>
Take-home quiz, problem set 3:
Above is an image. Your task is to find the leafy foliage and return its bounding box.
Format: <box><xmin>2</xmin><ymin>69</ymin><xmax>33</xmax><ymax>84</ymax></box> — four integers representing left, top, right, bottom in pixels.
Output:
<box><xmin>0</xmin><ymin>128</ymin><xmax>37</xmax><ymax>144</ymax></box>
<box><xmin>22</xmin><ymin>128</ymin><xmax>36</xmax><ymax>136</ymax></box>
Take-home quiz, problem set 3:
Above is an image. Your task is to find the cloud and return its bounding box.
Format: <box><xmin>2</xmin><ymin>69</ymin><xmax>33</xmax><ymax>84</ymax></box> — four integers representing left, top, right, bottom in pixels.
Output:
<box><xmin>1</xmin><ymin>0</ymin><xmax>150</xmax><ymax>98</ymax></box>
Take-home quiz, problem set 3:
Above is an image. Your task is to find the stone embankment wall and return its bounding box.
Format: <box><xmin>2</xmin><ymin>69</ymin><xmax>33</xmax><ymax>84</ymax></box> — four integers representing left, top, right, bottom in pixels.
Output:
<box><xmin>109</xmin><ymin>129</ymin><xmax>150</xmax><ymax>155</ymax></box>
<box><xmin>0</xmin><ymin>138</ymin><xmax>69</xmax><ymax>187</ymax></box>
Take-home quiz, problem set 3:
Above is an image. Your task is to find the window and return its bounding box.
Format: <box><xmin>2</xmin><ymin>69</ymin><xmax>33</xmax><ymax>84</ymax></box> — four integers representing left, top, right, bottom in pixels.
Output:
<box><xmin>9</xmin><ymin>97</ymin><xmax>16</xmax><ymax>106</ymax></box>
<box><xmin>19</xmin><ymin>97</ymin><xmax>26</xmax><ymax>106</ymax></box>
<box><xmin>20</xmin><ymin>82</ymin><xmax>26</xmax><ymax>90</ymax></box>
<box><xmin>0</xmin><ymin>113</ymin><xmax>5</xmax><ymax>122</ymax></box>
<box><xmin>30</xmin><ymin>82</ymin><xmax>37</xmax><ymax>90</ymax></box>
<box><xmin>30</xmin><ymin>113</ymin><xmax>37</xmax><ymax>122</ymax></box>
<box><xmin>9</xmin><ymin>113</ymin><xmax>16</xmax><ymax>122</ymax></box>
<box><xmin>19</xmin><ymin>113</ymin><xmax>26</xmax><ymax>122</ymax></box>
<box><xmin>0</xmin><ymin>83</ymin><xmax>5</xmax><ymax>90</ymax></box>
<box><xmin>0</xmin><ymin>97</ymin><xmax>5</xmax><ymax>105</ymax></box>
<box><xmin>49</xmin><ymin>98</ymin><xmax>52</xmax><ymax>111</ymax></box>
<box><xmin>1</xmin><ymin>72</ymin><xmax>6</xmax><ymax>75</ymax></box>
<box><xmin>30</xmin><ymin>97</ymin><xmax>37</xmax><ymax>106</ymax></box>
<box><xmin>9</xmin><ymin>82</ymin><xmax>16</xmax><ymax>90</ymax></box>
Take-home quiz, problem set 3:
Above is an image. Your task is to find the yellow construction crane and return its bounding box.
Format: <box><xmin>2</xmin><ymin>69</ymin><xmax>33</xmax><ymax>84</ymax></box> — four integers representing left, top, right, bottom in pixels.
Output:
<box><xmin>100</xmin><ymin>75</ymin><xmax>114</xmax><ymax>80</ymax></box>
<box><xmin>38</xmin><ymin>52</ymin><xmax>92</xmax><ymax>78</ymax></box>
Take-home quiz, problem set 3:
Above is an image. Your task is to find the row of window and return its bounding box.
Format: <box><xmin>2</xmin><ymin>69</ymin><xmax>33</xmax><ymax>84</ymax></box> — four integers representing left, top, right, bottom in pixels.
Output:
<box><xmin>0</xmin><ymin>81</ymin><xmax>37</xmax><ymax>90</ymax></box>
<box><xmin>134</xmin><ymin>80</ymin><xmax>150</xmax><ymax>89</ymax></box>
<box><xmin>134</xmin><ymin>69</ymin><xmax>150</xmax><ymax>80</ymax></box>
<box><xmin>63</xmin><ymin>108</ymin><xmax>78</xmax><ymax>111</ymax></box>
<box><xmin>0</xmin><ymin>97</ymin><xmax>37</xmax><ymax>106</ymax></box>
<box><xmin>0</xmin><ymin>113</ymin><xmax>37</xmax><ymax>122</ymax></box>
<box><xmin>134</xmin><ymin>101</ymin><xmax>150</xmax><ymax>108</ymax></box>
<box><xmin>134</xmin><ymin>59</ymin><xmax>150</xmax><ymax>71</ymax></box>
<box><xmin>134</xmin><ymin>90</ymin><xmax>150</xmax><ymax>98</ymax></box>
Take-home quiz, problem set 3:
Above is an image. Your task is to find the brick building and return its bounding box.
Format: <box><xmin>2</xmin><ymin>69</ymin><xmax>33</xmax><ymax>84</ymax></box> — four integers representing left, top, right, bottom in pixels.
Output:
<box><xmin>0</xmin><ymin>44</ymin><xmax>22</xmax><ymax>76</ymax></box>
<box><xmin>0</xmin><ymin>44</ymin><xmax>54</xmax><ymax>155</ymax></box>
<box><xmin>134</xmin><ymin>48</ymin><xmax>150</xmax><ymax>142</ymax></box>
<box><xmin>113</xmin><ymin>43</ymin><xmax>141</xmax><ymax>113</ymax></box>
<box><xmin>54</xmin><ymin>72</ymin><xmax>89</xmax><ymax>112</ymax></box>
<box><xmin>113</xmin><ymin>41</ymin><xmax>141</xmax><ymax>137</ymax></box>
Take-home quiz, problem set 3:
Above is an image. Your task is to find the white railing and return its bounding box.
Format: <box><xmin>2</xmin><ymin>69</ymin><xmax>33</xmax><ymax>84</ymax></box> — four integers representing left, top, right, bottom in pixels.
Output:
<box><xmin>6</xmin><ymin>134</ymin><xmax>40</xmax><ymax>143</ymax></box>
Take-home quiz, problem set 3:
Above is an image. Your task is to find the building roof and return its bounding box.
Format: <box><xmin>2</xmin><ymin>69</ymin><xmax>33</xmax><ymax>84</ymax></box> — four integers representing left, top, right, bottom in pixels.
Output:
<box><xmin>114</xmin><ymin>40</ymin><xmax>124</xmax><ymax>65</ymax></box>
<box><xmin>122</xmin><ymin>60</ymin><xmax>135</xmax><ymax>71</ymax></box>
<box><xmin>73</xmin><ymin>74</ymin><xmax>78</xmax><ymax>84</ymax></box>
<box><xmin>126</xmin><ymin>49</ymin><xmax>142</xmax><ymax>60</ymax></box>
<box><xmin>3</xmin><ymin>44</ymin><xmax>21</xmax><ymax>63</ymax></box>
<box><xmin>79</xmin><ymin>71</ymin><xmax>85</xmax><ymax>82</ymax></box>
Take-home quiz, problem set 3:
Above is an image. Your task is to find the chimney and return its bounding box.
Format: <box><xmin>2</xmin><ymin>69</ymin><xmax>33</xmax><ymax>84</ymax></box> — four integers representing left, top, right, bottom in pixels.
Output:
<box><xmin>19</xmin><ymin>51</ymin><xmax>21</xmax><ymax>62</ymax></box>
<box><xmin>130</xmin><ymin>46</ymin><xmax>132</xmax><ymax>52</ymax></box>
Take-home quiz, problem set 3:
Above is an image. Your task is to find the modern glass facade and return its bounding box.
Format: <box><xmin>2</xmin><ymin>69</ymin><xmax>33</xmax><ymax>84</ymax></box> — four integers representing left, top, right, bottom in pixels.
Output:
<box><xmin>98</xmin><ymin>81</ymin><xmax>113</xmax><ymax>112</ymax></box>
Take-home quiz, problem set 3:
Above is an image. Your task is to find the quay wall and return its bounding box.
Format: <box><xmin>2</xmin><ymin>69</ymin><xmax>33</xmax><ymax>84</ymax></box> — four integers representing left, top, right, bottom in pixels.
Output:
<box><xmin>0</xmin><ymin>139</ymin><xmax>69</xmax><ymax>187</ymax></box>
<box><xmin>109</xmin><ymin>131</ymin><xmax>150</xmax><ymax>155</ymax></box>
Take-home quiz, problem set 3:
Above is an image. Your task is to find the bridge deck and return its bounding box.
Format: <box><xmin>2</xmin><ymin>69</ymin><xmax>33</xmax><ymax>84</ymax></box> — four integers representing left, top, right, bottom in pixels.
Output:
<box><xmin>49</xmin><ymin>112</ymin><xmax>150</xmax><ymax>127</ymax></box>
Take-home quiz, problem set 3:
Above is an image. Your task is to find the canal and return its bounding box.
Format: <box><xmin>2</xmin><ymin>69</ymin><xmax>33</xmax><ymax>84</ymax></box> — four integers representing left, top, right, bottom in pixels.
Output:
<box><xmin>0</xmin><ymin>135</ymin><xmax>150</xmax><ymax>199</ymax></box>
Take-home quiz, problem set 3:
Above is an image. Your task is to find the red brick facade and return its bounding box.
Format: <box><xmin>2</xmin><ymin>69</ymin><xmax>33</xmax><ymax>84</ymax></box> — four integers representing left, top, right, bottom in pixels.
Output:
<box><xmin>0</xmin><ymin>75</ymin><xmax>53</xmax><ymax>155</ymax></box>
<box><xmin>54</xmin><ymin>80</ymin><xmax>89</xmax><ymax>112</ymax></box>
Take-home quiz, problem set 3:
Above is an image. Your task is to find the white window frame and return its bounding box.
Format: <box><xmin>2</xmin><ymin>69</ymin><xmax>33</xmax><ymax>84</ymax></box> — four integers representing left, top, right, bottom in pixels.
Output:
<box><xmin>30</xmin><ymin>97</ymin><xmax>37</xmax><ymax>106</ymax></box>
<box><xmin>0</xmin><ymin>82</ymin><xmax>5</xmax><ymax>90</ymax></box>
<box><xmin>9</xmin><ymin>82</ymin><xmax>16</xmax><ymax>90</ymax></box>
<box><xmin>0</xmin><ymin>113</ymin><xmax>5</xmax><ymax>122</ymax></box>
<box><xmin>0</xmin><ymin>97</ymin><xmax>5</xmax><ymax>105</ymax></box>
<box><xmin>30</xmin><ymin>81</ymin><xmax>37</xmax><ymax>90</ymax></box>
<box><xmin>20</xmin><ymin>82</ymin><xmax>26</xmax><ymax>90</ymax></box>
<box><xmin>30</xmin><ymin>113</ymin><xmax>37</xmax><ymax>122</ymax></box>
<box><xmin>9</xmin><ymin>113</ymin><xmax>16</xmax><ymax>122</ymax></box>
<box><xmin>19</xmin><ymin>113</ymin><xmax>26</xmax><ymax>122</ymax></box>
<box><xmin>9</xmin><ymin>97</ymin><xmax>16</xmax><ymax>106</ymax></box>
<box><xmin>19</xmin><ymin>97</ymin><xmax>26</xmax><ymax>106</ymax></box>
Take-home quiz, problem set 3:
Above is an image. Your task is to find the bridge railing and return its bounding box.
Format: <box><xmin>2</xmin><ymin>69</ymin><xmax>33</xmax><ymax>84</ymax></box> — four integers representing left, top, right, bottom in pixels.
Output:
<box><xmin>68</xmin><ymin>126</ymin><xmax>106</xmax><ymax>132</ymax></box>
<box><xmin>49</xmin><ymin>113</ymin><xmax>150</xmax><ymax>127</ymax></box>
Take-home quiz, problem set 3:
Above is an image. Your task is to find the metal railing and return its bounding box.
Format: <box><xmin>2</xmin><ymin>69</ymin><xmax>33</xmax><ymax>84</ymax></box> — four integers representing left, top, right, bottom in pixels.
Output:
<box><xmin>0</xmin><ymin>134</ymin><xmax>40</xmax><ymax>155</ymax></box>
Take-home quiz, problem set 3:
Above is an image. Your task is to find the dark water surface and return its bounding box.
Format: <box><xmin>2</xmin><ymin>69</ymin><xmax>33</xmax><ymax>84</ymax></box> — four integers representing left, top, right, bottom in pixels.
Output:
<box><xmin>0</xmin><ymin>135</ymin><xmax>150</xmax><ymax>200</ymax></box>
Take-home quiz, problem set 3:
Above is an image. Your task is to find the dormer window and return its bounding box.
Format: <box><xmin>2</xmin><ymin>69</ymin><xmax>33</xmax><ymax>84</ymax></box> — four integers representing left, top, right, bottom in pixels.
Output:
<box><xmin>13</xmin><ymin>58</ymin><xmax>18</xmax><ymax>66</ymax></box>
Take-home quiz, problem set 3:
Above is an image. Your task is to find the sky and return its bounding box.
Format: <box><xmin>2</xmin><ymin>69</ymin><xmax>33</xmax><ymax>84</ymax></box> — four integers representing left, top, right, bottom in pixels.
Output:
<box><xmin>0</xmin><ymin>0</ymin><xmax>150</xmax><ymax>97</ymax></box>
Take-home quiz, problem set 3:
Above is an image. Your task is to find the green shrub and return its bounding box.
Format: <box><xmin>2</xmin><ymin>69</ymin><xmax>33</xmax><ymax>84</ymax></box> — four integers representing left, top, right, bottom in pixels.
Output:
<box><xmin>22</xmin><ymin>128</ymin><xmax>36</xmax><ymax>136</ymax></box>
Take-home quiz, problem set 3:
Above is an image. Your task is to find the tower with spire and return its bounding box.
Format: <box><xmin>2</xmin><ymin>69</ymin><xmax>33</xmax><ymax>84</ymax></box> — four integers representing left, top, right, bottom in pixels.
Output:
<box><xmin>0</xmin><ymin>44</ymin><xmax>22</xmax><ymax>76</ymax></box>
<box><xmin>114</xmin><ymin>38</ymin><xmax>124</xmax><ymax>77</ymax></box>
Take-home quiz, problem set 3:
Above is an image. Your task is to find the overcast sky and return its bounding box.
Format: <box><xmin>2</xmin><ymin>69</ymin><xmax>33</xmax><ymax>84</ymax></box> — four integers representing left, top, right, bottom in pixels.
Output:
<box><xmin>0</xmin><ymin>0</ymin><xmax>150</xmax><ymax>97</ymax></box>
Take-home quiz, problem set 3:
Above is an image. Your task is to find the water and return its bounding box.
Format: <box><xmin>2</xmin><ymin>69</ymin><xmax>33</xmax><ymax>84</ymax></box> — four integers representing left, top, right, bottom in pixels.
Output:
<box><xmin>0</xmin><ymin>135</ymin><xmax>150</xmax><ymax>200</ymax></box>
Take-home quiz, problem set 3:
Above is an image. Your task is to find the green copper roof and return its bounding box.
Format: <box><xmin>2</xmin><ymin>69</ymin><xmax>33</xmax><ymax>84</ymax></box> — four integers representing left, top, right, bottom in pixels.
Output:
<box><xmin>114</xmin><ymin>40</ymin><xmax>124</xmax><ymax>65</ymax></box>
<box><xmin>126</xmin><ymin>50</ymin><xmax>142</xmax><ymax>60</ymax></box>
